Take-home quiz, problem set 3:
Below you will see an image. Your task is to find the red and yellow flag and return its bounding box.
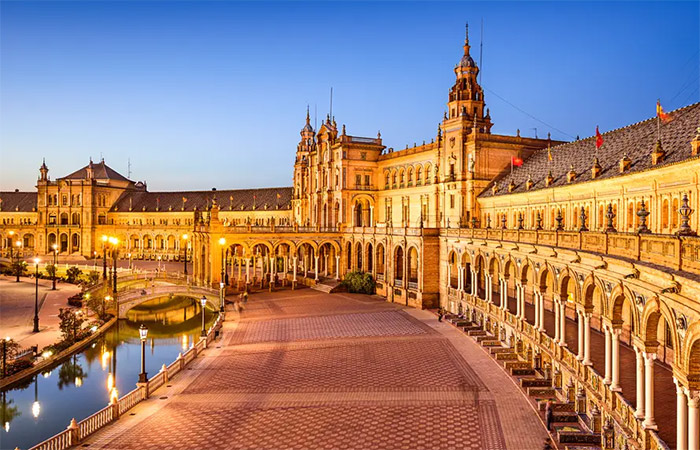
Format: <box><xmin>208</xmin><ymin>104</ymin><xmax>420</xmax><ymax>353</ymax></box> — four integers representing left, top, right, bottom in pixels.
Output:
<box><xmin>547</xmin><ymin>144</ymin><xmax>553</xmax><ymax>162</ymax></box>
<box><xmin>656</xmin><ymin>100</ymin><xmax>671</xmax><ymax>123</ymax></box>
<box><xmin>595</xmin><ymin>126</ymin><xmax>603</xmax><ymax>149</ymax></box>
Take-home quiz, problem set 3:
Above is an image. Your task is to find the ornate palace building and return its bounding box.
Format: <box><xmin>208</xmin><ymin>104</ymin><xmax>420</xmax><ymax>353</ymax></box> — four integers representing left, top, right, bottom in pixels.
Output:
<box><xmin>2</xmin><ymin>27</ymin><xmax>700</xmax><ymax>450</ymax></box>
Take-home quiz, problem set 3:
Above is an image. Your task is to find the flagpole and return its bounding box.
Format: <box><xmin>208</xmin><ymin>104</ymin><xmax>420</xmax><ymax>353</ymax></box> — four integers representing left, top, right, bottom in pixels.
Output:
<box><xmin>657</xmin><ymin>99</ymin><xmax>661</xmax><ymax>144</ymax></box>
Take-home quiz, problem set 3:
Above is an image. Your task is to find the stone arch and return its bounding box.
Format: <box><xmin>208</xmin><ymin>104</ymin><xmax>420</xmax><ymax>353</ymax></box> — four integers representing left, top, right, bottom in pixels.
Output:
<box><xmin>448</xmin><ymin>250</ymin><xmax>459</xmax><ymax>289</ymax></box>
<box><xmin>640</xmin><ymin>296</ymin><xmax>679</xmax><ymax>354</ymax></box>
<box><xmin>317</xmin><ymin>239</ymin><xmax>340</xmax><ymax>254</ymax></box>
<box><xmin>394</xmin><ymin>245</ymin><xmax>404</xmax><ymax>282</ymax></box>
<box><xmin>346</xmin><ymin>241</ymin><xmax>353</xmax><ymax>270</ymax></box>
<box><xmin>249</xmin><ymin>239</ymin><xmax>274</xmax><ymax>254</ymax></box>
<box><xmin>272</xmin><ymin>239</ymin><xmax>297</xmax><ymax>255</ymax></box>
<box><xmin>407</xmin><ymin>246</ymin><xmax>419</xmax><ymax>284</ymax></box>
<box><xmin>581</xmin><ymin>274</ymin><xmax>605</xmax><ymax>311</ymax></box>
<box><xmin>376</xmin><ymin>242</ymin><xmax>386</xmax><ymax>277</ymax></box>
<box><xmin>355</xmin><ymin>241</ymin><xmax>363</xmax><ymax>271</ymax></box>
<box><xmin>682</xmin><ymin>322</ymin><xmax>700</xmax><ymax>386</ymax></box>
<box><xmin>487</xmin><ymin>255</ymin><xmax>500</xmax><ymax>277</ymax></box>
<box><xmin>558</xmin><ymin>269</ymin><xmax>579</xmax><ymax>303</ymax></box>
<box><xmin>366</xmin><ymin>242</ymin><xmax>374</xmax><ymax>273</ymax></box>
<box><xmin>609</xmin><ymin>284</ymin><xmax>639</xmax><ymax>345</ymax></box>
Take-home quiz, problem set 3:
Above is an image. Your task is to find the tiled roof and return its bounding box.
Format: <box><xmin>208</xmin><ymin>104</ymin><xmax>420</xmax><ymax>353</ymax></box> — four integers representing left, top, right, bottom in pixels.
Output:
<box><xmin>111</xmin><ymin>187</ymin><xmax>293</xmax><ymax>212</ymax></box>
<box><xmin>0</xmin><ymin>191</ymin><xmax>37</xmax><ymax>212</ymax></box>
<box><xmin>480</xmin><ymin>102</ymin><xmax>700</xmax><ymax>198</ymax></box>
<box><xmin>61</xmin><ymin>160</ymin><xmax>131</xmax><ymax>182</ymax></box>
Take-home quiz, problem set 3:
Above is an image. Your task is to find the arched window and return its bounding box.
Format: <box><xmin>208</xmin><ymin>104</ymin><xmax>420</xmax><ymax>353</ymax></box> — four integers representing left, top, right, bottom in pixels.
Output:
<box><xmin>407</xmin><ymin>168</ymin><xmax>413</xmax><ymax>186</ymax></box>
<box><xmin>416</xmin><ymin>167</ymin><xmax>423</xmax><ymax>186</ymax></box>
<box><xmin>672</xmin><ymin>197</ymin><xmax>679</xmax><ymax>229</ymax></box>
<box><xmin>394</xmin><ymin>246</ymin><xmax>404</xmax><ymax>282</ymax></box>
<box><xmin>424</xmin><ymin>164</ymin><xmax>432</xmax><ymax>185</ymax></box>
<box><xmin>60</xmin><ymin>213</ymin><xmax>69</xmax><ymax>225</ymax></box>
<box><xmin>71</xmin><ymin>212</ymin><xmax>80</xmax><ymax>225</ymax></box>
<box><xmin>385</xmin><ymin>172</ymin><xmax>390</xmax><ymax>188</ymax></box>
<box><xmin>376</xmin><ymin>244</ymin><xmax>385</xmax><ymax>276</ymax></box>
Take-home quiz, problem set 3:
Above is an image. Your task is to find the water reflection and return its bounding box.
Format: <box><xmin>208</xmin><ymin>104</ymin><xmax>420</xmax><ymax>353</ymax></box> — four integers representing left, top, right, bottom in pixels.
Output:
<box><xmin>0</xmin><ymin>296</ymin><xmax>217</xmax><ymax>450</ymax></box>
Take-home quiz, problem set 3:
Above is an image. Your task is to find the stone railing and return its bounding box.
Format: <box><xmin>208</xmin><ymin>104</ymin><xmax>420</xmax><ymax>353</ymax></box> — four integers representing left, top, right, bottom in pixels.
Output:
<box><xmin>27</xmin><ymin>313</ymin><xmax>225</xmax><ymax>450</ymax></box>
<box><xmin>445</xmin><ymin>228</ymin><xmax>700</xmax><ymax>277</ymax></box>
<box><xmin>449</xmin><ymin>290</ymin><xmax>671</xmax><ymax>450</ymax></box>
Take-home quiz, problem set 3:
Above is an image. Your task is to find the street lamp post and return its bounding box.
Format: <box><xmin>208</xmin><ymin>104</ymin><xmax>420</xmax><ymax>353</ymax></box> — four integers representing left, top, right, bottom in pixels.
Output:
<box><xmin>182</xmin><ymin>234</ymin><xmax>189</xmax><ymax>276</ymax></box>
<box><xmin>109</xmin><ymin>237</ymin><xmax>118</xmax><ymax>294</ymax></box>
<box><xmin>138</xmin><ymin>324</ymin><xmax>148</xmax><ymax>383</ymax></box>
<box><xmin>101</xmin><ymin>235</ymin><xmax>108</xmax><ymax>280</ymax></box>
<box><xmin>219</xmin><ymin>238</ymin><xmax>226</xmax><ymax>312</ymax></box>
<box><xmin>33</xmin><ymin>258</ymin><xmax>40</xmax><ymax>332</ymax></box>
<box><xmin>15</xmin><ymin>240</ymin><xmax>22</xmax><ymax>282</ymax></box>
<box><xmin>7</xmin><ymin>231</ymin><xmax>14</xmax><ymax>260</ymax></box>
<box><xmin>51</xmin><ymin>244</ymin><xmax>58</xmax><ymax>290</ymax></box>
<box><xmin>200</xmin><ymin>296</ymin><xmax>207</xmax><ymax>337</ymax></box>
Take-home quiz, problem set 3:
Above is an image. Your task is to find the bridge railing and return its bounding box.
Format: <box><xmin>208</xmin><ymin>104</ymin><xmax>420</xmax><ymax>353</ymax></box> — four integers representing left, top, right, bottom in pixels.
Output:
<box><xmin>27</xmin><ymin>312</ymin><xmax>225</xmax><ymax>450</ymax></box>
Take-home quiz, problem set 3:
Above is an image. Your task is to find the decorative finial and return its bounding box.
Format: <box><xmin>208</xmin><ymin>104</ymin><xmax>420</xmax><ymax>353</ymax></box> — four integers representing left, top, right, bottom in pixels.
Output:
<box><xmin>465</xmin><ymin>22</ymin><xmax>469</xmax><ymax>45</ymax></box>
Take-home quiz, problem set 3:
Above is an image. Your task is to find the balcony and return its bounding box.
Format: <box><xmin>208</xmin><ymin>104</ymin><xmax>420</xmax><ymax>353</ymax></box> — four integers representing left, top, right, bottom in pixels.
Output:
<box><xmin>444</xmin><ymin>227</ymin><xmax>700</xmax><ymax>277</ymax></box>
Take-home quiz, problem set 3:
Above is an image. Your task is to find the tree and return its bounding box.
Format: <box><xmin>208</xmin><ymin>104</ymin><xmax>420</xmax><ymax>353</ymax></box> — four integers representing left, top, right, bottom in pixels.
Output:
<box><xmin>58</xmin><ymin>308</ymin><xmax>86</xmax><ymax>344</ymax></box>
<box><xmin>1</xmin><ymin>339</ymin><xmax>21</xmax><ymax>375</ymax></box>
<box><xmin>65</xmin><ymin>266</ymin><xmax>82</xmax><ymax>284</ymax></box>
<box><xmin>341</xmin><ymin>271</ymin><xmax>376</xmax><ymax>294</ymax></box>
<box><xmin>88</xmin><ymin>270</ymin><xmax>100</xmax><ymax>285</ymax></box>
<box><xmin>45</xmin><ymin>264</ymin><xmax>56</xmax><ymax>280</ymax></box>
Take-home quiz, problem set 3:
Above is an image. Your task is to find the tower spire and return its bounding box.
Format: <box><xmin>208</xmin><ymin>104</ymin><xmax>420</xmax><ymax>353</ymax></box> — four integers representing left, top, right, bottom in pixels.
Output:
<box><xmin>464</xmin><ymin>22</ymin><xmax>470</xmax><ymax>56</ymax></box>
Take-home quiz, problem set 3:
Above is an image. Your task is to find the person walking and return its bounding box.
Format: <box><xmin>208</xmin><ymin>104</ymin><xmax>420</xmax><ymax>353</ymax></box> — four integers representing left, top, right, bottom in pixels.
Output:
<box><xmin>438</xmin><ymin>307</ymin><xmax>444</xmax><ymax>322</ymax></box>
<box><xmin>545</xmin><ymin>400</ymin><xmax>553</xmax><ymax>431</ymax></box>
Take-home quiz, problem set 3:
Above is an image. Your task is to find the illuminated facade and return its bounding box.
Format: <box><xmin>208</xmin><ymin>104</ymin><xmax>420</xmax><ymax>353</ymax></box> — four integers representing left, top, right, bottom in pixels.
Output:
<box><xmin>2</xmin><ymin>27</ymin><xmax>700</xmax><ymax>450</ymax></box>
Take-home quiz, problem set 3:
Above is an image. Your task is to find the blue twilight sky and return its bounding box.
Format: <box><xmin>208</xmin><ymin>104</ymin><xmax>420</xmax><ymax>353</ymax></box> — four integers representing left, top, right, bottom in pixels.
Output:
<box><xmin>1</xmin><ymin>1</ymin><xmax>698</xmax><ymax>192</ymax></box>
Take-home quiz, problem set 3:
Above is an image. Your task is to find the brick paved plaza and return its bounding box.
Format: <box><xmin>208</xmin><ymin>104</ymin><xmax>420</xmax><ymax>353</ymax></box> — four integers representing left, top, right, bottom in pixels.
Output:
<box><xmin>82</xmin><ymin>289</ymin><xmax>548</xmax><ymax>449</ymax></box>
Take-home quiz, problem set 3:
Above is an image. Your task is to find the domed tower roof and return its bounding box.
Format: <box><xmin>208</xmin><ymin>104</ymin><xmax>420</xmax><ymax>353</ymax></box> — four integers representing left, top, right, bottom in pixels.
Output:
<box><xmin>456</xmin><ymin>23</ymin><xmax>476</xmax><ymax>68</ymax></box>
<box><xmin>301</xmin><ymin>106</ymin><xmax>314</xmax><ymax>134</ymax></box>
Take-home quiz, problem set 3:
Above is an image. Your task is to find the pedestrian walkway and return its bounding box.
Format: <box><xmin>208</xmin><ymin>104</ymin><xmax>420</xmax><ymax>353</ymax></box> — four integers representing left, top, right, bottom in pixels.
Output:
<box><xmin>0</xmin><ymin>275</ymin><xmax>80</xmax><ymax>350</ymax></box>
<box><xmin>79</xmin><ymin>288</ymin><xmax>548</xmax><ymax>450</ymax></box>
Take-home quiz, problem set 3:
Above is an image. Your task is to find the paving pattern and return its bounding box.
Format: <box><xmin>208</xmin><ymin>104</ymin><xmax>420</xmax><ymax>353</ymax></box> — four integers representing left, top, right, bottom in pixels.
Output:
<box><xmin>83</xmin><ymin>289</ymin><xmax>547</xmax><ymax>450</ymax></box>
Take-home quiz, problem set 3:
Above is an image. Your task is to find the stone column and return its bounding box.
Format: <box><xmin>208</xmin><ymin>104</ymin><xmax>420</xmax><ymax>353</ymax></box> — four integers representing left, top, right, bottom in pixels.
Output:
<box><xmin>245</xmin><ymin>258</ymin><xmax>250</xmax><ymax>283</ymax></box>
<box><xmin>603</xmin><ymin>326</ymin><xmax>612</xmax><ymax>385</ymax></box>
<box><xmin>635</xmin><ymin>347</ymin><xmax>646</xmax><ymax>418</ymax></box>
<box><xmin>554</xmin><ymin>297</ymin><xmax>560</xmax><ymax>343</ymax></box>
<box><xmin>534</xmin><ymin>291</ymin><xmax>540</xmax><ymax>329</ymax></box>
<box><xmin>292</xmin><ymin>256</ymin><xmax>298</xmax><ymax>282</ymax></box>
<box><xmin>457</xmin><ymin>264</ymin><xmax>463</xmax><ymax>291</ymax></box>
<box><xmin>515</xmin><ymin>283</ymin><xmax>522</xmax><ymax>318</ymax></box>
<box><xmin>485</xmin><ymin>275</ymin><xmax>492</xmax><ymax>303</ymax></box>
<box><xmin>675</xmin><ymin>378</ymin><xmax>688</xmax><ymax>450</ymax></box>
<box><xmin>539</xmin><ymin>293</ymin><xmax>545</xmax><ymax>332</ymax></box>
<box><xmin>500</xmin><ymin>278</ymin><xmax>507</xmax><ymax>310</ymax></box>
<box><xmin>576</xmin><ymin>311</ymin><xmax>584</xmax><ymax>360</ymax></box>
<box><xmin>643</xmin><ymin>352</ymin><xmax>657</xmax><ymax>429</ymax></box>
<box><xmin>583</xmin><ymin>313</ymin><xmax>592</xmax><ymax>365</ymax></box>
<box><xmin>335</xmin><ymin>255</ymin><xmax>340</xmax><ymax>280</ymax></box>
<box><xmin>369</xmin><ymin>206</ymin><xmax>374</xmax><ymax>227</ymax></box>
<box><xmin>314</xmin><ymin>256</ymin><xmax>319</xmax><ymax>281</ymax></box>
<box><xmin>611</xmin><ymin>328</ymin><xmax>621</xmax><ymax>391</ymax></box>
<box><xmin>446</xmin><ymin>263</ymin><xmax>451</xmax><ymax>289</ymax></box>
<box><xmin>471</xmin><ymin>270</ymin><xmax>477</xmax><ymax>296</ymax></box>
<box><xmin>559</xmin><ymin>300</ymin><xmax>567</xmax><ymax>346</ymax></box>
<box><xmin>520</xmin><ymin>286</ymin><xmax>527</xmax><ymax>320</ymax></box>
<box><xmin>688</xmin><ymin>390</ymin><xmax>699</xmax><ymax>450</ymax></box>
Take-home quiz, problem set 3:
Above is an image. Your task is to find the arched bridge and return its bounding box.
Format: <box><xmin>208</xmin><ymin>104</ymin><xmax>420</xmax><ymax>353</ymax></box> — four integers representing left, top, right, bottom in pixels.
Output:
<box><xmin>116</xmin><ymin>284</ymin><xmax>219</xmax><ymax>319</ymax></box>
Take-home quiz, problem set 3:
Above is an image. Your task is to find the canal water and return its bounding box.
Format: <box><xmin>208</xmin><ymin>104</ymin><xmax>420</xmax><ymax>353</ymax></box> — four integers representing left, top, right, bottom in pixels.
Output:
<box><xmin>0</xmin><ymin>296</ymin><xmax>218</xmax><ymax>450</ymax></box>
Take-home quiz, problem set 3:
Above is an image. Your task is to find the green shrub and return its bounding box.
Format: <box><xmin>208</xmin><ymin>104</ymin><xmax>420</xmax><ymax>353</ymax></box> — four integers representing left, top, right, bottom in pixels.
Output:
<box><xmin>341</xmin><ymin>271</ymin><xmax>376</xmax><ymax>294</ymax></box>
<box><xmin>65</xmin><ymin>266</ymin><xmax>82</xmax><ymax>284</ymax></box>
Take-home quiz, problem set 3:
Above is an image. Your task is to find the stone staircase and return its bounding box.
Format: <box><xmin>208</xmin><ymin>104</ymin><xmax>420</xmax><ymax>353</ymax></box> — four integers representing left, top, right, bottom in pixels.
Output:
<box><xmin>443</xmin><ymin>314</ymin><xmax>602</xmax><ymax>450</ymax></box>
<box><xmin>311</xmin><ymin>278</ymin><xmax>346</xmax><ymax>294</ymax></box>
